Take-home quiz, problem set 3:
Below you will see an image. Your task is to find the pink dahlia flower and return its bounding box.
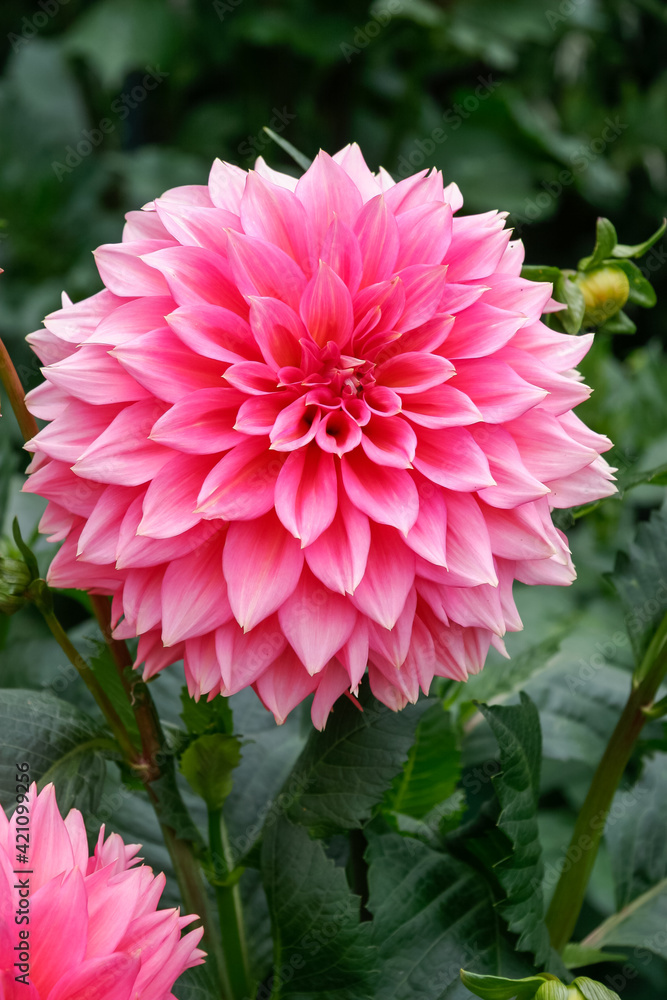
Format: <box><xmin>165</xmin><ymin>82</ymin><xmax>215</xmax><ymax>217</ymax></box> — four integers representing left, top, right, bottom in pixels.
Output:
<box><xmin>0</xmin><ymin>783</ymin><xmax>204</xmax><ymax>1000</ymax></box>
<box><xmin>24</xmin><ymin>145</ymin><xmax>615</xmax><ymax>727</ymax></box>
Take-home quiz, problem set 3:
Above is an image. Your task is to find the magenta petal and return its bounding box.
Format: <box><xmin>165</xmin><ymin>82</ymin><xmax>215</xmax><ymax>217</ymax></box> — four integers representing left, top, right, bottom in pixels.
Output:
<box><xmin>89</xmin><ymin>296</ymin><xmax>175</xmax><ymax>346</ymax></box>
<box><xmin>150</xmin><ymin>387</ymin><xmax>245</xmax><ymax>454</ymax></box>
<box><xmin>112</xmin><ymin>328</ymin><xmax>223</xmax><ymax>403</ymax></box>
<box><xmin>44</xmin><ymin>345</ymin><xmax>151</xmax><ymax>405</ymax></box>
<box><xmin>162</xmin><ymin>538</ymin><xmax>232</xmax><ymax>644</ymax></box>
<box><xmin>449</xmin><ymin>357</ymin><xmax>547</xmax><ymax>423</ymax></box>
<box><xmin>275</xmin><ymin>444</ymin><xmax>338</xmax><ymax>546</ymax></box>
<box><xmin>299</xmin><ymin>261</ymin><xmax>354</xmax><ymax>349</ymax></box>
<box><xmin>72</xmin><ymin>400</ymin><xmax>171</xmax><ymax>486</ymax></box>
<box><xmin>30</xmin><ymin>869</ymin><xmax>87</xmax><ymax>997</ymax></box>
<box><xmin>223</xmin><ymin>512</ymin><xmax>304</xmax><ymax>630</ymax></box>
<box><xmin>394</xmin><ymin>202</ymin><xmax>452</xmax><ymax>269</ymax></box>
<box><xmin>226</xmin><ymin>229</ymin><xmax>307</xmax><ymax>310</ymax></box>
<box><xmin>270</xmin><ymin>397</ymin><xmax>321</xmax><ymax>451</ymax></box>
<box><xmin>279</xmin><ymin>568</ymin><xmax>357</xmax><ymax>674</ymax></box>
<box><xmin>139</xmin><ymin>453</ymin><xmax>217</xmax><ymax>538</ymax></box>
<box><xmin>354</xmin><ymin>194</ymin><xmax>400</xmax><ymax>286</ymax></box>
<box><xmin>241</xmin><ymin>170</ymin><xmax>314</xmax><ymax>271</ymax></box>
<box><xmin>342</xmin><ymin>448</ymin><xmax>419</xmax><ymax>534</ymax></box>
<box><xmin>400</xmin><ymin>384</ymin><xmax>482</xmax><ymax>429</ymax></box>
<box><xmin>167</xmin><ymin>304</ymin><xmax>256</xmax><ymax>363</ymax></box>
<box><xmin>295</xmin><ymin>150</ymin><xmax>364</xmax><ymax>244</ymax></box>
<box><xmin>404</xmin><ymin>479</ymin><xmax>448</xmax><ymax>566</ymax></box>
<box><xmin>141</xmin><ymin>245</ymin><xmax>248</xmax><ymax>314</ymax></box>
<box><xmin>249</xmin><ymin>296</ymin><xmax>307</xmax><ymax>370</ymax></box>
<box><xmin>94</xmin><ymin>239</ymin><xmax>173</xmax><ymax>296</ymax></box>
<box><xmin>395</xmin><ymin>265</ymin><xmax>449</xmax><ymax>332</ymax></box>
<box><xmin>253</xmin><ymin>647</ymin><xmax>318</xmax><ymax>724</ymax></box>
<box><xmin>413</xmin><ymin>426</ymin><xmax>495</xmax><ymax>491</ymax></box>
<box><xmin>360</xmin><ymin>414</ymin><xmax>417</xmax><ymax>468</ymax></box>
<box><xmin>197</xmin><ymin>437</ymin><xmax>284</xmax><ymax>520</ymax></box>
<box><xmin>305</xmin><ymin>488</ymin><xmax>370</xmax><ymax>595</ymax></box>
<box><xmin>46</xmin><ymin>953</ymin><xmax>141</xmax><ymax>1000</ymax></box>
<box><xmin>350</xmin><ymin>524</ymin><xmax>415</xmax><ymax>628</ymax></box>
<box><xmin>310</xmin><ymin>660</ymin><xmax>353</xmax><ymax>729</ymax></box>
<box><xmin>375</xmin><ymin>351</ymin><xmax>454</xmax><ymax>394</ymax></box>
<box><xmin>320</xmin><ymin>217</ymin><xmax>364</xmax><ymax>295</ymax></box>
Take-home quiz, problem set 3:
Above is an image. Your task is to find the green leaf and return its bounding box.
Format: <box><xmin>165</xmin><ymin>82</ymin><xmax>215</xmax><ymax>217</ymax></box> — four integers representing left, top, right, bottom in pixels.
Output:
<box><xmin>581</xmin><ymin>877</ymin><xmax>667</xmax><ymax>961</ymax></box>
<box><xmin>463</xmin><ymin>634</ymin><xmax>564</xmax><ymax>706</ymax></box>
<box><xmin>460</xmin><ymin>970</ymin><xmax>552</xmax><ymax>1000</ymax></box>
<box><xmin>284</xmin><ymin>686</ymin><xmax>430</xmax><ymax>836</ymax></box>
<box><xmin>89</xmin><ymin>642</ymin><xmax>141</xmax><ymax>747</ymax></box>
<box><xmin>384</xmin><ymin>703</ymin><xmax>460</xmax><ymax>820</ymax></box>
<box><xmin>611</xmin><ymin>219</ymin><xmax>666</xmax><ymax>259</ymax></box>
<box><xmin>0</xmin><ymin>689</ymin><xmax>114</xmax><ymax>815</ymax></box>
<box><xmin>263</xmin><ymin>127</ymin><xmax>311</xmax><ymax>171</ymax></box>
<box><xmin>180</xmin><ymin>733</ymin><xmax>242</xmax><ymax>811</ymax></box>
<box><xmin>604</xmin><ymin>259</ymin><xmax>656</xmax><ymax>308</ymax></box>
<box><xmin>553</xmin><ymin>274</ymin><xmax>586</xmax><ymax>335</ymax></box>
<box><xmin>11</xmin><ymin>518</ymin><xmax>39</xmax><ymax>582</ymax></box>
<box><xmin>172</xmin><ymin>964</ymin><xmax>221</xmax><ymax>1000</ymax></box>
<box><xmin>578</xmin><ymin>218</ymin><xmax>619</xmax><ymax>271</ymax></box>
<box><xmin>615</xmin><ymin>460</ymin><xmax>667</xmax><ymax>494</ymax></box>
<box><xmin>561</xmin><ymin>944</ymin><xmax>626</xmax><ymax>970</ymax></box>
<box><xmin>609</xmin><ymin>506</ymin><xmax>667</xmax><ymax>668</ymax></box>
<box><xmin>366</xmin><ymin>830</ymin><xmax>536</xmax><ymax>999</ymax></box>
<box><xmin>596</xmin><ymin>310</ymin><xmax>637</xmax><ymax>335</ymax></box>
<box><xmin>479</xmin><ymin>693</ymin><xmax>550</xmax><ymax>966</ymax></box>
<box><xmin>180</xmin><ymin>687</ymin><xmax>233</xmax><ymax>736</ymax></box>
<box><xmin>261</xmin><ymin>815</ymin><xmax>377</xmax><ymax>999</ymax></box>
<box><xmin>606</xmin><ymin>752</ymin><xmax>667</xmax><ymax>908</ymax></box>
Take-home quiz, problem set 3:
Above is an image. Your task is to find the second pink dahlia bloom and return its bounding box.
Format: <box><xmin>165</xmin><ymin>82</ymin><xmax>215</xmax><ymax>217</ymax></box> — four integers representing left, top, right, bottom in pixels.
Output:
<box><xmin>24</xmin><ymin>145</ymin><xmax>615</xmax><ymax>726</ymax></box>
<box><xmin>0</xmin><ymin>783</ymin><xmax>204</xmax><ymax>999</ymax></box>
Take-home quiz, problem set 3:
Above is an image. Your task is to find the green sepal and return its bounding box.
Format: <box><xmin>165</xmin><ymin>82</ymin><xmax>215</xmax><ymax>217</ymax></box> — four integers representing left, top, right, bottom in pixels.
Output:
<box><xmin>571</xmin><ymin>977</ymin><xmax>622</xmax><ymax>1000</ymax></box>
<box><xmin>600</xmin><ymin>259</ymin><xmax>656</xmax><ymax>308</ymax></box>
<box><xmin>562</xmin><ymin>943</ymin><xmax>626</xmax><ymax>969</ymax></box>
<box><xmin>11</xmin><ymin>517</ymin><xmax>39</xmax><ymax>581</ymax></box>
<box><xmin>596</xmin><ymin>310</ymin><xmax>636</xmax><ymax>335</ymax></box>
<box><xmin>553</xmin><ymin>272</ymin><xmax>585</xmax><ymax>334</ymax></box>
<box><xmin>460</xmin><ymin>970</ymin><xmax>558</xmax><ymax>999</ymax></box>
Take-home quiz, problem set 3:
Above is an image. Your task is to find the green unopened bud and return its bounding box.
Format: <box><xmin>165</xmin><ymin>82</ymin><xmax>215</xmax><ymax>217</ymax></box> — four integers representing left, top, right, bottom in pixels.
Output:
<box><xmin>0</xmin><ymin>554</ymin><xmax>31</xmax><ymax>615</ymax></box>
<box><xmin>575</xmin><ymin>266</ymin><xmax>630</xmax><ymax>326</ymax></box>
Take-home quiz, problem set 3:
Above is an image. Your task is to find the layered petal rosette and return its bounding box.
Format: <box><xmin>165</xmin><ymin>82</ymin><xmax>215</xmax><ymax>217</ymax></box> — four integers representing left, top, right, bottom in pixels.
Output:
<box><xmin>0</xmin><ymin>783</ymin><xmax>204</xmax><ymax>1000</ymax></box>
<box><xmin>24</xmin><ymin>145</ymin><xmax>615</xmax><ymax>726</ymax></box>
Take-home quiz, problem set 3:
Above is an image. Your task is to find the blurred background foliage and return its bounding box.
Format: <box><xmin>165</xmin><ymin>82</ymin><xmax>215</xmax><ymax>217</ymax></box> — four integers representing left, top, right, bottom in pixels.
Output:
<box><xmin>1</xmin><ymin>1</ymin><xmax>667</xmax><ymax>997</ymax></box>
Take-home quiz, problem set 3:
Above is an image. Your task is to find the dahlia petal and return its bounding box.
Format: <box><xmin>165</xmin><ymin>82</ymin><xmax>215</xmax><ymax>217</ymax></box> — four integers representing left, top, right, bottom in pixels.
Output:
<box><xmin>295</xmin><ymin>150</ymin><xmax>364</xmax><ymax>243</ymax></box>
<box><xmin>496</xmin><ymin>347</ymin><xmax>590</xmax><ymax>414</ymax></box>
<box><xmin>154</xmin><ymin>201</ymin><xmax>239</xmax><ymax>255</ymax></box>
<box><xmin>337</xmin><ymin>618</ymin><xmax>370</xmax><ymax>689</ymax></box>
<box><xmin>150</xmin><ymin>387</ymin><xmax>245</xmax><ymax>454</ymax></box>
<box><xmin>305</xmin><ymin>489</ymin><xmax>370</xmax><ymax>595</ymax></box>
<box><xmin>444</xmin><ymin>491</ymin><xmax>497</xmax><ymax>587</ymax></box>
<box><xmin>350</xmin><ymin>524</ymin><xmax>415</xmax><ymax>628</ymax></box>
<box><xmin>23</xmin><ymin>461</ymin><xmax>105</xmax><ymax>516</ymax></box>
<box><xmin>441</xmin><ymin>302</ymin><xmax>525</xmax><ymax>359</ymax></box>
<box><xmin>208</xmin><ymin>158</ymin><xmax>247</xmax><ymax>210</ymax></box>
<box><xmin>89</xmin><ymin>297</ymin><xmax>176</xmax><ymax>346</ymax></box>
<box><xmin>44</xmin><ymin>345</ymin><xmax>152</xmax><ymax>405</ymax></box>
<box><xmin>141</xmin><ymin>246</ymin><xmax>248</xmax><ymax>314</ymax></box>
<box><xmin>310</xmin><ymin>659</ymin><xmax>353</xmax><ymax>730</ymax></box>
<box><xmin>248</xmin><ymin>297</ymin><xmax>307</xmax><ymax>370</ymax></box>
<box><xmin>197</xmin><ymin>437</ymin><xmax>284</xmax><ymax>520</ymax></box>
<box><xmin>299</xmin><ymin>261</ymin><xmax>354</xmax><ymax>349</ymax></box>
<box><xmin>43</xmin><ymin>288</ymin><xmax>123</xmax><ymax>343</ymax></box>
<box><xmin>438</xmin><ymin>282</ymin><xmax>488</xmax><ymax>314</ymax></box>
<box><xmin>342</xmin><ymin>449</ymin><xmax>419</xmax><ymax>534</ymax></box>
<box><xmin>72</xmin><ymin>400</ymin><xmax>171</xmax><ymax>486</ymax></box>
<box><xmin>122</xmin><ymin>207</ymin><xmax>172</xmax><ymax>241</ymax></box>
<box><xmin>413</xmin><ymin>426</ymin><xmax>495</xmax><ymax>491</ymax></box>
<box><xmin>395</xmin><ymin>265</ymin><xmax>449</xmax><ymax>332</ymax></box>
<box><xmin>223</xmin><ymin>360</ymin><xmax>278</xmax><ymax>394</ymax></box>
<box><xmin>511</xmin><ymin>323</ymin><xmax>594</xmax><ymax>371</ymax></box>
<box><xmin>400</xmin><ymin>384</ymin><xmax>482</xmax><ymax>429</ymax></box>
<box><xmin>24</xmin><ymin>401</ymin><xmax>123</xmax><ymax>464</ymax></box>
<box><xmin>24</xmin><ymin>381</ymin><xmax>69</xmax><ymax>420</ymax></box>
<box><xmin>94</xmin><ymin>240</ymin><xmax>173</xmax><ymax>296</ymax></box>
<box><xmin>235</xmin><ymin>392</ymin><xmax>299</xmax><ymax>435</ymax></box>
<box><xmin>545</xmin><ymin>455</ymin><xmax>617</xmax><ymax>508</ymax></box>
<box><xmin>315</xmin><ymin>410</ymin><xmax>362</xmax><ymax>456</ymax></box>
<box><xmin>162</xmin><ymin>539</ymin><xmax>232</xmax><ymax>645</ymax></box>
<box><xmin>438</xmin><ymin>582</ymin><xmax>506</xmax><ymax>635</ymax></box>
<box><xmin>474</xmin><ymin>426</ymin><xmax>550</xmax><ymax>508</ymax></box>
<box><xmin>320</xmin><ymin>217</ymin><xmax>364</xmax><ymax>295</ymax></box>
<box><xmin>394</xmin><ymin>202</ymin><xmax>452</xmax><ymax>269</ymax></box>
<box><xmin>26</xmin><ymin>327</ymin><xmax>73</xmax><ymax>365</ymax></box>
<box><xmin>506</xmin><ymin>410</ymin><xmax>600</xmax><ymax>481</ymax></box>
<box><xmin>241</xmin><ymin>171</ymin><xmax>314</xmax><ymax>271</ymax></box>
<box><xmin>112</xmin><ymin>328</ymin><xmax>223</xmax><ymax>403</ymax></box>
<box><xmin>45</xmin><ymin>953</ymin><xmax>141</xmax><ymax>1000</ymax></box>
<box><xmin>395</xmin><ymin>313</ymin><xmax>455</xmax><ymax>354</ymax></box>
<box><xmin>254</xmin><ymin>156</ymin><xmax>299</xmax><ymax>191</ymax></box>
<box><xmin>166</xmin><ymin>304</ymin><xmax>255</xmax><ymax>363</ymax></box>
<box><xmin>481</xmin><ymin>500</ymin><xmax>558</xmax><ymax>561</ymax></box>
<box><xmin>449</xmin><ymin>358</ymin><xmax>548</xmax><ymax>422</ymax></box>
<box><xmin>404</xmin><ymin>480</ymin><xmax>448</xmax><ymax>566</ymax></box>
<box><xmin>269</xmin><ymin>397</ymin><xmax>321</xmax><ymax>450</ymax></box>
<box><xmin>226</xmin><ymin>230</ymin><xmax>306</xmax><ymax>311</ymax></box>
<box><xmin>253</xmin><ymin>647</ymin><xmax>319</xmax><ymax>724</ymax></box>
<box><xmin>159</xmin><ymin>182</ymin><xmax>215</xmax><ymax>208</ymax></box>
<box><xmin>116</xmin><ymin>495</ymin><xmax>216</xmax><ymax>569</ymax></box>
<box><xmin>279</xmin><ymin>568</ymin><xmax>357</xmax><ymax>674</ymax></box>
<box><xmin>121</xmin><ymin>567</ymin><xmax>165</xmax><ymax>635</ymax></box>
<box><xmin>353</xmin><ymin>278</ymin><xmax>405</xmax><ymax>339</ymax></box>
<box><xmin>224</xmin><ymin>512</ymin><xmax>304</xmax><ymax>630</ymax></box>
<box><xmin>78</xmin><ymin>485</ymin><xmax>142</xmax><ymax>563</ymax></box>
<box><xmin>139</xmin><ymin>454</ymin><xmax>218</xmax><ymax>538</ymax></box>
<box><xmin>354</xmin><ymin>194</ymin><xmax>400</xmax><ymax>286</ymax></box>
<box><xmin>383</xmin><ymin>170</ymin><xmax>441</xmax><ymax>214</ymax></box>
<box><xmin>361</xmin><ymin>414</ymin><xmax>417</xmax><ymax>468</ymax></box>
<box><xmin>47</xmin><ymin>530</ymin><xmax>120</xmax><ymax>592</ymax></box>
<box><xmin>28</xmin><ymin>784</ymin><xmax>75</xmax><ymax>892</ymax></box>
<box><xmin>214</xmin><ymin>617</ymin><xmax>286</xmax><ymax>693</ymax></box>
<box><xmin>367</xmin><ymin>662</ymin><xmax>409</xmax><ymax>712</ymax></box>
<box><xmin>332</xmin><ymin>142</ymin><xmax>383</xmax><ymax>201</ymax></box>
<box><xmin>275</xmin><ymin>444</ymin><xmax>338</xmax><ymax>546</ymax></box>
<box><xmin>368</xmin><ymin>586</ymin><xmax>416</xmax><ymax>668</ymax></box>
<box><xmin>446</xmin><ymin>214</ymin><xmax>511</xmax><ymax>281</ymax></box>
<box><xmin>30</xmin><ymin>869</ymin><xmax>87</xmax><ymax>997</ymax></box>
<box><xmin>375</xmin><ymin>351</ymin><xmax>454</xmax><ymax>394</ymax></box>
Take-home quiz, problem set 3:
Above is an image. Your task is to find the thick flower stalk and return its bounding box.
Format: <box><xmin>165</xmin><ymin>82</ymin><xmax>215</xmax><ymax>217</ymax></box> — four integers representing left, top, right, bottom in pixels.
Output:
<box><xmin>23</xmin><ymin>145</ymin><xmax>615</xmax><ymax>726</ymax></box>
<box><xmin>0</xmin><ymin>783</ymin><xmax>204</xmax><ymax>999</ymax></box>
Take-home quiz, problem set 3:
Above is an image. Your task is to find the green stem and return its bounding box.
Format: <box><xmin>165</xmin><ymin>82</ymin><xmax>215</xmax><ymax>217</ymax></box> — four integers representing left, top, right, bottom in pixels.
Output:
<box><xmin>39</xmin><ymin>604</ymin><xmax>139</xmax><ymax>763</ymax></box>
<box><xmin>0</xmin><ymin>336</ymin><xmax>38</xmax><ymax>442</ymax></box>
<box><xmin>546</xmin><ymin>611</ymin><xmax>667</xmax><ymax>952</ymax></box>
<box><xmin>208</xmin><ymin>806</ymin><xmax>253</xmax><ymax>1000</ymax></box>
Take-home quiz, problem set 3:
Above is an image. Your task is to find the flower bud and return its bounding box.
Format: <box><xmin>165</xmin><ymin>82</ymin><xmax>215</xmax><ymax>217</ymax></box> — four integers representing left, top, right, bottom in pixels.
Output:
<box><xmin>575</xmin><ymin>266</ymin><xmax>630</xmax><ymax>326</ymax></box>
<box><xmin>0</xmin><ymin>554</ymin><xmax>31</xmax><ymax>615</ymax></box>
